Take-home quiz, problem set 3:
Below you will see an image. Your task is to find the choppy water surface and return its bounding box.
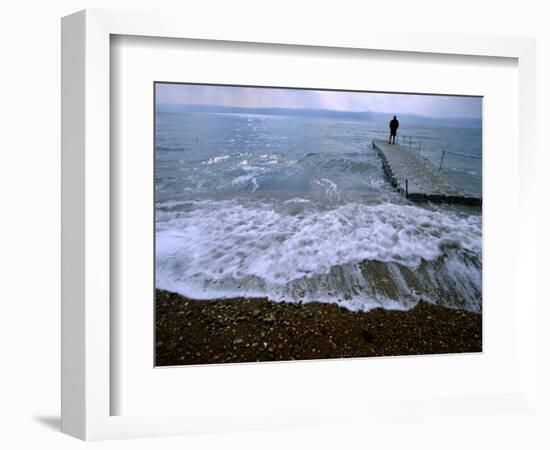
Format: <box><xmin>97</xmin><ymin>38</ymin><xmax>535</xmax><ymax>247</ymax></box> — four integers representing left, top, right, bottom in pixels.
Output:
<box><xmin>156</xmin><ymin>112</ymin><xmax>482</xmax><ymax>312</ymax></box>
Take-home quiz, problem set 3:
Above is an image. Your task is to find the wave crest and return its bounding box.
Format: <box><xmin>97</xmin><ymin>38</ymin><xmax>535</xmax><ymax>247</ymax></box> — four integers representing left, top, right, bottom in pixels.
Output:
<box><xmin>156</xmin><ymin>200</ymin><xmax>481</xmax><ymax>311</ymax></box>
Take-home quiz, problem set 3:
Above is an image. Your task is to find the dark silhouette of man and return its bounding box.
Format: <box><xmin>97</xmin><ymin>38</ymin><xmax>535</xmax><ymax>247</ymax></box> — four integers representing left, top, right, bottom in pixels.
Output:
<box><xmin>389</xmin><ymin>115</ymin><xmax>399</xmax><ymax>144</ymax></box>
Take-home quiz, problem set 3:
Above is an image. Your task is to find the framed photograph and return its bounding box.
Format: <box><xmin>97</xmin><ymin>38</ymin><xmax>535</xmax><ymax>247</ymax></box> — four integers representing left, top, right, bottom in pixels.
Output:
<box><xmin>153</xmin><ymin>82</ymin><xmax>483</xmax><ymax>367</ymax></box>
<box><xmin>61</xmin><ymin>9</ymin><xmax>537</xmax><ymax>440</ymax></box>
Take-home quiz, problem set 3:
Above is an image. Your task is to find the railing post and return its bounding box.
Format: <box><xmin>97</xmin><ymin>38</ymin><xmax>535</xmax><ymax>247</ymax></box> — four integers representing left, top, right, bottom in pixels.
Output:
<box><xmin>439</xmin><ymin>150</ymin><xmax>446</xmax><ymax>170</ymax></box>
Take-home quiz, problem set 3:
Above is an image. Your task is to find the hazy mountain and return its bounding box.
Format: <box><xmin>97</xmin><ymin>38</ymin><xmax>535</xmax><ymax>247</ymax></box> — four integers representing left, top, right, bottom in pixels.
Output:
<box><xmin>156</xmin><ymin>103</ymin><xmax>482</xmax><ymax>128</ymax></box>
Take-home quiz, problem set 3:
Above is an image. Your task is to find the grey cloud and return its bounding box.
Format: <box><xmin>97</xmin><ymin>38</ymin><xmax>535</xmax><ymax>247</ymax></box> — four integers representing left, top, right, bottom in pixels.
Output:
<box><xmin>156</xmin><ymin>83</ymin><xmax>481</xmax><ymax>119</ymax></box>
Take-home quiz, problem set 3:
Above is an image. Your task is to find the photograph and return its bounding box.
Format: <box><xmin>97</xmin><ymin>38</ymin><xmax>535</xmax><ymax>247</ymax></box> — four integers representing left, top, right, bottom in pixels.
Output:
<box><xmin>154</xmin><ymin>83</ymin><xmax>483</xmax><ymax>366</ymax></box>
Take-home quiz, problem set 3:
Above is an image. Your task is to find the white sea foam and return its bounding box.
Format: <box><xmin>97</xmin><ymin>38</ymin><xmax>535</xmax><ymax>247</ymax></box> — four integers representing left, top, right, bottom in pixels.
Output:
<box><xmin>156</xmin><ymin>200</ymin><xmax>482</xmax><ymax>311</ymax></box>
<box><xmin>230</xmin><ymin>165</ymin><xmax>267</xmax><ymax>192</ymax></box>
<box><xmin>284</xmin><ymin>197</ymin><xmax>311</xmax><ymax>204</ymax></box>
<box><xmin>313</xmin><ymin>179</ymin><xmax>341</xmax><ymax>202</ymax></box>
<box><xmin>202</xmin><ymin>155</ymin><xmax>230</xmax><ymax>165</ymax></box>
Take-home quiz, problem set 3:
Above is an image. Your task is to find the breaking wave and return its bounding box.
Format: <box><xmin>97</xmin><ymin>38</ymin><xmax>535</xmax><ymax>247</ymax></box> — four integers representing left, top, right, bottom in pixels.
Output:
<box><xmin>156</xmin><ymin>200</ymin><xmax>481</xmax><ymax>312</ymax></box>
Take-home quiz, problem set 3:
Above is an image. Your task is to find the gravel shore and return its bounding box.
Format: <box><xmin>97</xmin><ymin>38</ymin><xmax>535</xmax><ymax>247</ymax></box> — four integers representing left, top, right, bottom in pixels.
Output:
<box><xmin>155</xmin><ymin>289</ymin><xmax>482</xmax><ymax>366</ymax></box>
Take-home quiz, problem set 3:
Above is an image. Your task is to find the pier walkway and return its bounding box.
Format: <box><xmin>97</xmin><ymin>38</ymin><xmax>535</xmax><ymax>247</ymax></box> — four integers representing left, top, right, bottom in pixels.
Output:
<box><xmin>372</xmin><ymin>140</ymin><xmax>481</xmax><ymax>206</ymax></box>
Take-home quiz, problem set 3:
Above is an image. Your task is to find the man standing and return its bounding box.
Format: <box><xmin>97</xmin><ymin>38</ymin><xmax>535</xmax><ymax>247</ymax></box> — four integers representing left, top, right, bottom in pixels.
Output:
<box><xmin>389</xmin><ymin>115</ymin><xmax>399</xmax><ymax>144</ymax></box>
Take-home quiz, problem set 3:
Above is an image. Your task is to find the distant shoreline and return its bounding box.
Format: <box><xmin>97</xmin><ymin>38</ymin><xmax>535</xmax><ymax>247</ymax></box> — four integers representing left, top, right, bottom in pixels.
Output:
<box><xmin>155</xmin><ymin>289</ymin><xmax>482</xmax><ymax>366</ymax></box>
<box><xmin>155</xmin><ymin>103</ymin><xmax>482</xmax><ymax>128</ymax></box>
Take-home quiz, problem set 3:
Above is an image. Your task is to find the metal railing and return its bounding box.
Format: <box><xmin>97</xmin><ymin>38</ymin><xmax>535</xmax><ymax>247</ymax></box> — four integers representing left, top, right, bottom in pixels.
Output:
<box><xmin>397</xmin><ymin>134</ymin><xmax>423</xmax><ymax>152</ymax></box>
<box><xmin>397</xmin><ymin>134</ymin><xmax>481</xmax><ymax>171</ymax></box>
<box><xmin>436</xmin><ymin>149</ymin><xmax>482</xmax><ymax>170</ymax></box>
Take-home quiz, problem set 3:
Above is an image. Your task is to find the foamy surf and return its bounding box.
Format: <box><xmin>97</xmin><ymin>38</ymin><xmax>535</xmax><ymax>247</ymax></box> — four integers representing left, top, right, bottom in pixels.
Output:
<box><xmin>155</xmin><ymin>200</ymin><xmax>481</xmax><ymax>312</ymax></box>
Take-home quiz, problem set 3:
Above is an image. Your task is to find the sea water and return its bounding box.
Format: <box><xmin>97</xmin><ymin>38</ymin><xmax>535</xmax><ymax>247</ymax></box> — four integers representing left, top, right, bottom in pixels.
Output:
<box><xmin>155</xmin><ymin>112</ymin><xmax>482</xmax><ymax>312</ymax></box>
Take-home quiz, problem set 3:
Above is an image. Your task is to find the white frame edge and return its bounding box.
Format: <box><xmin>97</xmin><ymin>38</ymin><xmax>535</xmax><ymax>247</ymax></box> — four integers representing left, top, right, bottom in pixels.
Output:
<box><xmin>61</xmin><ymin>9</ymin><xmax>537</xmax><ymax>441</ymax></box>
<box><xmin>61</xmin><ymin>10</ymin><xmax>86</xmax><ymax>440</ymax></box>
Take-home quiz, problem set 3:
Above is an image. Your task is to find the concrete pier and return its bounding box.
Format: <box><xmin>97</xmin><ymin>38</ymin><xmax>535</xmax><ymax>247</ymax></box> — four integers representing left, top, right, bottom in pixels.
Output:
<box><xmin>372</xmin><ymin>139</ymin><xmax>481</xmax><ymax>206</ymax></box>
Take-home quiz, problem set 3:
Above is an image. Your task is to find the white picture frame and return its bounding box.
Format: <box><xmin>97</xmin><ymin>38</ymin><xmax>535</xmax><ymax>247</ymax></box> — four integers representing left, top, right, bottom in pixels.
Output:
<box><xmin>61</xmin><ymin>9</ymin><xmax>537</xmax><ymax>441</ymax></box>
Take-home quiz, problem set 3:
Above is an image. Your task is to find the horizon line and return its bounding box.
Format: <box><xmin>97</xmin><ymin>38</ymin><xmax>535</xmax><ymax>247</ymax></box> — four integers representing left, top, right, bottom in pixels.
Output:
<box><xmin>155</xmin><ymin>102</ymin><xmax>482</xmax><ymax>122</ymax></box>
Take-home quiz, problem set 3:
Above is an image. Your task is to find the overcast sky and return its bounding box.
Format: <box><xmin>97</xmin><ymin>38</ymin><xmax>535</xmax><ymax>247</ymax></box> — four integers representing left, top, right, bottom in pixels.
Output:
<box><xmin>156</xmin><ymin>84</ymin><xmax>482</xmax><ymax>119</ymax></box>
